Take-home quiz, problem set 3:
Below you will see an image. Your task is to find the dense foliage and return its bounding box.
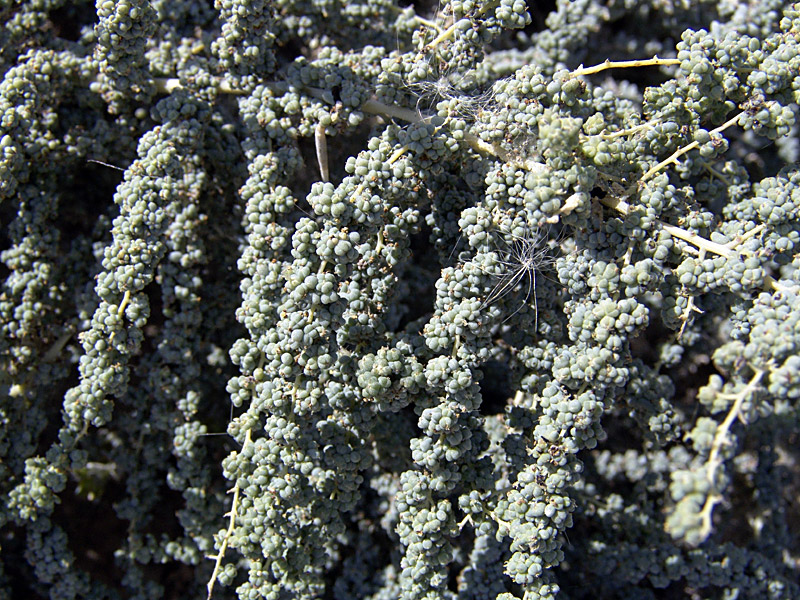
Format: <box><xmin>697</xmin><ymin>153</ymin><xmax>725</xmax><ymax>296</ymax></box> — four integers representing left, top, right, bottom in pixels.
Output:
<box><xmin>2</xmin><ymin>0</ymin><xmax>800</xmax><ymax>598</ymax></box>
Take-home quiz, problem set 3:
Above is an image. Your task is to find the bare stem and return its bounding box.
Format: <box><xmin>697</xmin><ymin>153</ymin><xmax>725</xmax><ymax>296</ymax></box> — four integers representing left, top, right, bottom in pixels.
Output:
<box><xmin>314</xmin><ymin>123</ymin><xmax>329</xmax><ymax>182</ymax></box>
<box><xmin>641</xmin><ymin>112</ymin><xmax>742</xmax><ymax>180</ymax></box>
<box><xmin>659</xmin><ymin>222</ymin><xmax>733</xmax><ymax>258</ymax></box>
<box><xmin>572</xmin><ymin>56</ymin><xmax>680</xmax><ymax>77</ymax></box>
<box><xmin>117</xmin><ymin>290</ymin><xmax>131</xmax><ymax>317</ymax></box>
<box><xmin>207</xmin><ymin>428</ymin><xmax>251</xmax><ymax>600</ymax></box>
<box><xmin>698</xmin><ymin>369</ymin><xmax>764</xmax><ymax>541</ymax></box>
<box><xmin>362</xmin><ymin>98</ymin><xmax>427</xmax><ymax>124</ymax></box>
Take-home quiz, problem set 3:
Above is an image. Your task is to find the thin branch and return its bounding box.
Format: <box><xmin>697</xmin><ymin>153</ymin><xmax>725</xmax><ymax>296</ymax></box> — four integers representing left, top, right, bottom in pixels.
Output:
<box><xmin>207</xmin><ymin>428</ymin><xmax>251</xmax><ymax>600</ymax></box>
<box><xmin>641</xmin><ymin>112</ymin><xmax>742</xmax><ymax>180</ymax></box>
<box><xmin>659</xmin><ymin>222</ymin><xmax>733</xmax><ymax>258</ymax></box>
<box><xmin>314</xmin><ymin>123</ymin><xmax>329</xmax><ymax>182</ymax></box>
<box><xmin>361</xmin><ymin>98</ymin><xmax>427</xmax><ymax>124</ymax></box>
<box><xmin>698</xmin><ymin>369</ymin><xmax>764</xmax><ymax>541</ymax></box>
<box><xmin>572</xmin><ymin>56</ymin><xmax>680</xmax><ymax>77</ymax></box>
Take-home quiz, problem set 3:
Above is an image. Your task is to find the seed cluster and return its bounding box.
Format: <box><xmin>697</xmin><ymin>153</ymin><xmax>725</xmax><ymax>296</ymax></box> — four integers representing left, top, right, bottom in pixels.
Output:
<box><xmin>1</xmin><ymin>1</ymin><xmax>800</xmax><ymax>599</ymax></box>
